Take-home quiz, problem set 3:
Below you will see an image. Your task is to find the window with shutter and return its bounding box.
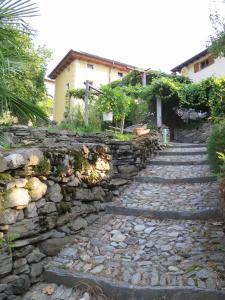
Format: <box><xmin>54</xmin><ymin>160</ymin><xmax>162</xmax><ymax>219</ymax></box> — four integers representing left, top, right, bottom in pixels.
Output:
<box><xmin>208</xmin><ymin>56</ymin><xmax>215</xmax><ymax>66</ymax></box>
<box><xmin>194</xmin><ymin>63</ymin><xmax>199</xmax><ymax>73</ymax></box>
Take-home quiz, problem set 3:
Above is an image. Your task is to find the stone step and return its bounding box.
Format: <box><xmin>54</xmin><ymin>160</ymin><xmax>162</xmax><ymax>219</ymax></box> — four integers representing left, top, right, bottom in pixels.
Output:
<box><xmin>113</xmin><ymin>181</ymin><xmax>220</xmax><ymax>217</ymax></box>
<box><xmin>148</xmin><ymin>160</ymin><xmax>208</xmax><ymax>166</ymax></box>
<box><xmin>170</xmin><ymin>143</ymin><xmax>207</xmax><ymax>148</ymax></box>
<box><xmin>138</xmin><ymin>165</ymin><xmax>214</xmax><ymax>182</ymax></box>
<box><xmin>159</xmin><ymin>151</ymin><xmax>207</xmax><ymax>156</ymax></box>
<box><xmin>148</xmin><ymin>154</ymin><xmax>208</xmax><ymax>164</ymax></box>
<box><xmin>21</xmin><ymin>282</ymin><xmax>94</xmax><ymax>300</ymax></box>
<box><xmin>43</xmin><ymin>215</ymin><xmax>225</xmax><ymax>300</ymax></box>
<box><xmin>134</xmin><ymin>176</ymin><xmax>216</xmax><ymax>184</ymax></box>
<box><xmin>106</xmin><ymin>206</ymin><xmax>223</xmax><ymax>221</ymax></box>
<box><xmin>44</xmin><ymin>268</ymin><xmax>225</xmax><ymax>300</ymax></box>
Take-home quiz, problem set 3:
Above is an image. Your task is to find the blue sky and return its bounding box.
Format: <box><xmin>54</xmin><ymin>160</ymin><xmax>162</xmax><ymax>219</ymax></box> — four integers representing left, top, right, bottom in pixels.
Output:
<box><xmin>29</xmin><ymin>0</ymin><xmax>224</xmax><ymax>75</ymax></box>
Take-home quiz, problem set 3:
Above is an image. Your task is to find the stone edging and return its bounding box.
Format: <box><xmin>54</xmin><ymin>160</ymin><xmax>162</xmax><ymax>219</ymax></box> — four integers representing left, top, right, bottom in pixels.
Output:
<box><xmin>44</xmin><ymin>268</ymin><xmax>225</xmax><ymax>300</ymax></box>
<box><xmin>148</xmin><ymin>160</ymin><xmax>208</xmax><ymax>166</ymax></box>
<box><xmin>105</xmin><ymin>206</ymin><xmax>223</xmax><ymax>220</ymax></box>
<box><xmin>170</xmin><ymin>144</ymin><xmax>207</xmax><ymax>148</ymax></box>
<box><xmin>159</xmin><ymin>151</ymin><xmax>207</xmax><ymax>156</ymax></box>
<box><xmin>134</xmin><ymin>176</ymin><xmax>217</xmax><ymax>184</ymax></box>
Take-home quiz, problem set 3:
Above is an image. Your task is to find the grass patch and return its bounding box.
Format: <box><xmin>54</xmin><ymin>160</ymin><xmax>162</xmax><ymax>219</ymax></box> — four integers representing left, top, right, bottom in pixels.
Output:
<box><xmin>113</xmin><ymin>132</ymin><xmax>134</xmax><ymax>141</ymax></box>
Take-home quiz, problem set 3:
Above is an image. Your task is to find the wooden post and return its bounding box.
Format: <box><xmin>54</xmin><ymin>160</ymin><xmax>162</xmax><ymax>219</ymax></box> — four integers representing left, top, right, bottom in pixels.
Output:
<box><xmin>84</xmin><ymin>80</ymin><xmax>89</xmax><ymax>126</ymax></box>
<box><xmin>142</xmin><ymin>71</ymin><xmax>146</xmax><ymax>86</ymax></box>
<box><xmin>156</xmin><ymin>97</ymin><xmax>162</xmax><ymax>127</ymax></box>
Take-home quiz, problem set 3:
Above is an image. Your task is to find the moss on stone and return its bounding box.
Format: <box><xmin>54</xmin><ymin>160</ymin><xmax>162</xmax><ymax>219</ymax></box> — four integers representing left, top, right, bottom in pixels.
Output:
<box><xmin>57</xmin><ymin>201</ymin><xmax>72</xmax><ymax>214</ymax></box>
<box><xmin>72</xmin><ymin>150</ymin><xmax>90</xmax><ymax>172</ymax></box>
<box><xmin>33</xmin><ymin>157</ymin><xmax>51</xmax><ymax>176</ymax></box>
<box><xmin>0</xmin><ymin>172</ymin><xmax>12</xmax><ymax>181</ymax></box>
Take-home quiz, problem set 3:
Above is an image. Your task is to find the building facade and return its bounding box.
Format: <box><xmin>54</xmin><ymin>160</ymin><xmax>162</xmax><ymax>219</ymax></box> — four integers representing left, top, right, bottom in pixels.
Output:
<box><xmin>48</xmin><ymin>50</ymin><xmax>135</xmax><ymax>122</ymax></box>
<box><xmin>171</xmin><ymin>49</ymin><xmax>225</xmax><ymax>82</ymax></box>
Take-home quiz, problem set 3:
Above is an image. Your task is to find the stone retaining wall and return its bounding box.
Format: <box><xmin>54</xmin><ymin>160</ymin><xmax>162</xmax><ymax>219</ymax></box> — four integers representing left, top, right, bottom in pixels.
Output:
<box><xmin>0</xmin><ymin>127</ymin><xmax>160</xmax><ymax>298</ymax></box>
<box><xmin>173</xmin><ymin>123</ymin><xmax>212</xmax><ymax>143</ymax></box>
<box><xmin>0</xmin><ymin>144</ymin><xmax>112</xmax><ymax>299</ymax></box>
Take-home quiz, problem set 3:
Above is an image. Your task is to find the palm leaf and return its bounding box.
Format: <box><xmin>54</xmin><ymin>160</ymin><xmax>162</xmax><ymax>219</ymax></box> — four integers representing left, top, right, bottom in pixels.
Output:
<box><xmin>0</xmin><ymin>82</ymin><xmax>48</xmax><ymax>123</ymax></box>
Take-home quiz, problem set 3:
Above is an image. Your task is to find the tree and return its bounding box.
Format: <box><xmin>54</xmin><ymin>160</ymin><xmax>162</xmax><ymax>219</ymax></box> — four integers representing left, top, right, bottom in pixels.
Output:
<box><xmin>209</xmin><ymin>1</ymin><xmax>225</xmax><ymax>57</ymax></box>
<box><xmin>97</xmin><ymin>86</ymin><xmax>132</xmax><ymax>133</ymax></box>
<box><xmin>0</xmin><ymin>0</ymin><xmax>48</xmax><ymax>123</ymax></box>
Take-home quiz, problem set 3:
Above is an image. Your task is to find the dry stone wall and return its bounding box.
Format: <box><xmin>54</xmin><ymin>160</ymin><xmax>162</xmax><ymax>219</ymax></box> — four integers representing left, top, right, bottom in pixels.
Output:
<box><xmin>0</xmin><ymin>126</ymin><xmax>160</xmax><ymax>298</ymax></box>
<box><xmin>173</xmin><ymin>123</ymin><xmax>212</xmax><ymax>143</ymax></box>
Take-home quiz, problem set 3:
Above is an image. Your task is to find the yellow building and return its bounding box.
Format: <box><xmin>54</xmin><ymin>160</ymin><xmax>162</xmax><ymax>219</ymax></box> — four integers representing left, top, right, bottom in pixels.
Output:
<box><xmin>48</xmin><ymin>50</ymin><xmax>136</xmax><ymax>122</ymax></box>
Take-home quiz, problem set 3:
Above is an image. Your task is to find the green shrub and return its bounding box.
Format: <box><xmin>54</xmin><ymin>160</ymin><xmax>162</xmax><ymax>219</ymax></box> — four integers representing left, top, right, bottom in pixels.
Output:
<box><xmin>208</xmin><ymin>121</ymin><xmax>225</xmax><ymax>173</ymax></box>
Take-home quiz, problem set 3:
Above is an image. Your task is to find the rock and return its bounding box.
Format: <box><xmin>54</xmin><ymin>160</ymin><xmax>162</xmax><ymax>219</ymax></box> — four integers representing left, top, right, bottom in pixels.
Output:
<box><xmin>30</xmin><ymin>262</ymin><xmax>43</xmax><ymax>278</ymax></box>
<box><xmin>10</xmin><ymin>274</ymin><xmax>30</xmax><ymax>295</ymax></box>
<box><xmin>75</xmin><ymin>187</ymin><xmax>105</xmax><ymax>201</ymax></box>
<box><xmin>39</xmin><ymin>235</ymin><xmax>76</xmax><ymax>256</ymax></box>
<box><xmin>7</xmin><ymin>217</ymin><xmax>40</xmax><ymax>238</ymax></box>
<box><xmin>24</xmin><ymin>203</ymin><xmax>37</xmax><ymax>218</ymax></box>
<box><xmin>5</xmin><ymin>188</ymin><xmax>30</xmax><ymax>208</ymax></box>
<box><xmin>0</xmin><ymin>157</ymin><xmax>8</xmax><ymax>172</ymax></box>
<box><xmin>14</xmin><ymin>178</ymin><xmax>28</xmax><ymax>188</ymax></box>
<box><xmin>35</xmin><ymin>198</ymin><xmax>46</xmax><ymax>208</ymax></box>
<box><xmin>27</xmin><ymin>177</ymin><xmax>47</xmax><ymax>201</ymax></box>
<box><xmin>47</xmin><ymin>184</ymin><xmax>63</xmax><ymax>202</ymax></box>
<box><xmin>59</xmin><ymin>247</ymin><xmax>77</xmax><ymax>259</ymax></box>
<box><xmin>67</xmin><ymin>178</ymin><xmax>80</xmax><ymax>187</ymax></box>
<box><xmin>0</xmin><ymin>209</ymin><xmax>18</xmax><ymax>225</ymax></box>
<box><xmin>161</xmin><ymin>245</ymin><xmax>172</xmax><ymax>252</ymax></box>
<box><xmin>195</xmin><ymin>269</ymin><xmax>213</xmax><ymax>280</ymax></box>
<box><xmin>109</xmin><ymin>179</ymin><xmax>128</xmax><ymax>189</ymax></box>
<box><xmin>131</xmin><ymin>273</ymin><xmax>141</xmax><ymax>285</ymax></box>
<box><xmin>49</xmin><ymin>229</ymin><xmax>65</xmax><ymax>238</ymax></box>
<box><xmin>118</xmin><ymin>165</ymin><xmax>138</xmax><ymax>175</ymax></box>
<box><xmin>91</xmin><ymin>186</ymin><xmax>105</xmax><ymax>201</ymax></box>
<box><xmin>27</xmin><ymin>249</ymin><xmax>45</xmax><ymax>263</ymax></box>
<box><xmin>14</xmin><ymin>263</ymin><xmax>30</xmax><ymax>275</ymax></box>
<box><xmin>0</xmin><ymin>247</ymin><xmax>12</xmax><ymax>278</ymax></box>
<box><xmin>13</xmin><ymin>258</ymin><xmax>27</xmax><ymax>269</ymax></box>
<box><xmin>90</xmin><ymin>265</ymin><xmax>104</xmax><ymax>274</ymax></box>
<box><xmin>5</xmin><ymin>154</ymin><xmax>25</xmax><ymax>169</ymax></box>
<box><xmin>38</xmin><ymin>202</ymin><xmax>56</xmax><ymax>214</ymax></box>
<box><xmin>134</xmin><ymin>225</ymin><xmax>145</xmax><ymax>232</ymax></box>
<box><xmin>70</xmin><ymin>217</ymin><xmax>87</xmax><ymax>231</ymax></box>
<box><xmin>144</xmin><ymin>227</ymin><xmax>155</xmax><ymax>234</ymax></box>
<box><xmin>16</xmin><ymin>210</ymin><xmax>24</xmax><ymax>221</ymax></box>
<box><xmin>168</xmin><ymin>266</ymin><xmax>179</xmax><ymax>272</ymax></box>
<box><xmin>13</xmin><ymin>245</ymin><xmax>34</xmax><ymax>259</ymax></box>
<box><xmin>15</xmin><ymin>148</ymin><xmax>43</xmax><ymax>166</ymax></box>
<box><xmin>110</xmin><ymin>230</ymin><xmax>126</xmax><ymax>242</ymax></box>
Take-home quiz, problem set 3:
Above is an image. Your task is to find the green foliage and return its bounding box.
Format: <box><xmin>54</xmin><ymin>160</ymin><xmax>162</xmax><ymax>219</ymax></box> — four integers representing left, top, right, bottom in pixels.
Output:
<box><xmin>97</xmin><ymin>86</ymin><xmax>132</xmax><ymax>121</ymax></box>
<box><xmin>179</xmin><ymin>77</ymin><xmax>225</xmax><ymax>120</ymax></box>
<box><xmin>68</xmin><ymin>88</ymin><xmax>86</xmax><ymax>100</ymax></box>
<box><xmin>208</xmin><ymin>121</ymin><xmax>225</xmax><ymax>173</ymax></box>
<box><xmin>37</xmin><ymin>97</ymin><xmax>54</xmax><ymax>117</ymax></box>
<box><xmin>50</xmin><ymin>103</ymin><xmax>102</xmax><ymax>133</ymax></box>
<box><xmin>142</xmin><ymin>77</ymin><xmax>180</xmax><ymax>104</ymax></box>
<box><xmin>72</xmin><ymin>151</ymin><xmax>90</xmax><ymax>172</ymax></box>
<box><xmin>217</xmin><ymin>152</ymin><xmax>225</xmax><ymax>178</ymax></box>
<box><xmin>0</xmin><ymin>234</ymin><xmax>20</xmax><ymax>250</ymax></box>
<box><xmin>0</xmin><ymin>173</ymin><xmax>13</xmax><ymax>181</ymax></box>
<box><xmin>110</xmin><ymin>70</ymin><xmax>190</xmax><ymax>88</ymax></box>
<box><xmin>209</xmin><ymin>5</ymin><xmax>225</xmax><ymax>57</ymax></box>
<box><xmin>113</xmin><ymin>132</ymin><xmax>134</xmax><ymax>141</ymax></box>
<box><xmin>0</xmin><ymin>0</ymin><xmax>49</xmax><ymax>124</ymax></box>
<box><xmin>33</xmin><ymin>158</ymin><xmax>51</xmax><ymax>176</ymax></box>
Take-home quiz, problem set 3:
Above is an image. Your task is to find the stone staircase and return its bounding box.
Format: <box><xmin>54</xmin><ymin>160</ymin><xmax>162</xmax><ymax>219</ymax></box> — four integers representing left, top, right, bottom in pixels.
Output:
<box><xmin>22</xmin><ymin>143</ymin><xmax>225</xmax><ymax>300</ymax></box>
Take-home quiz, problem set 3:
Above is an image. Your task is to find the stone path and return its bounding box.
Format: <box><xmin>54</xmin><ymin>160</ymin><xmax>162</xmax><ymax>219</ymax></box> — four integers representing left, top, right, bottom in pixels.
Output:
<box><xmin>22</xmin><ymin>143</ymin><xmax>225</xmax><ymax>300</ymax></box>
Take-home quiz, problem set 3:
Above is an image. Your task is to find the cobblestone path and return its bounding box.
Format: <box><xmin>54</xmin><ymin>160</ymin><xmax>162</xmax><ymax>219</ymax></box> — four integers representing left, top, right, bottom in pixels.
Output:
<box><xmin>23</xmin><ymin>143</ymin><xmax>225</xmax><ymax>300</ymax></box>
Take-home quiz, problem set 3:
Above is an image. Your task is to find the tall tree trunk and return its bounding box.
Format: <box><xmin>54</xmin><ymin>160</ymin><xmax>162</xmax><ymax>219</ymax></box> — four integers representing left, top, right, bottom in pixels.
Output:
<box><xmin>120</xmin><ymin>115</ymin><xmax>125</xmax><ymax>134</ymax></box>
